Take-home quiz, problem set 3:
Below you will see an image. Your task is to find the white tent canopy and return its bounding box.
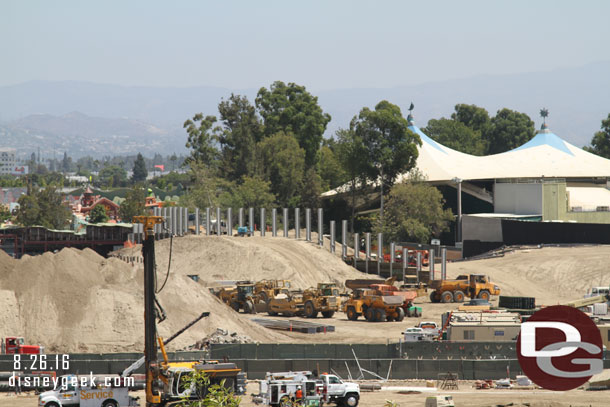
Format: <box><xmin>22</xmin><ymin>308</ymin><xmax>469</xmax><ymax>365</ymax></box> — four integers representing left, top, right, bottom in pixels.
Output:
<box><xmin>400</xmin><ymin>120</ymin><xmax>610</xmax><ymax>182</ymax></box>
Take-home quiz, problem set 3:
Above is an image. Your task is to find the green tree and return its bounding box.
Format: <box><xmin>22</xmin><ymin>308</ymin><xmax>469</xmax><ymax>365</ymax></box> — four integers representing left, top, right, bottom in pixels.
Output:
<box><xmin>335</xmin><ymin>125</ymin><xmax>369</xmax><ymax>233</ymax></box>
<box><xmin>257</xmin><ymin>132</ymin><xmax>306</xmax><ymax>207</ymax></box>
<box><xmin>179</xmin><ymin>370</ymin><xmax>241</xmax><ymax>407</ymax></box>
<box><xmin>217</xmin><ymin>94</ymin><xmax>263</xmax><ymax>181</ymax></box>
<box><xmin>219</xmin><ymin>175</ymin><xmax>276</xmax><ymax>209</ymax></box>
<box><xmin>89</xmin><ymin>205</ymin><xmax>109</xmax><ymax>223</ymax></box>
<box><xmin>300</xmin><ymin>167</ymin><xmax>323</xmax><ymax>209</ymax></box>
<box><xmin>486</xmin><ymin>108</ymin><xmax>535</xmax><ymax>154</ymax></box>
<box><xmin>0</xmin><ymin>205</ymin><xmax>11</xmax><ymax>223</ymax></box>
<box><xmin>132</xmin><ymin>153</ymin><xmax>148</xmax><ymax>182</ymax></box>
<box><xmin>353</xmin><ymin>100</ymin><xmax>421</xmax><ymax>224</ymax></box>
<box><xmin>256</xmin><ymin>81</ymin><xmax>331</xmax><ymax>167</ymax></box>
<box><xmin>15</xmin><ymin>186</ymin><xmax>72</xmax><ymax>229</ymax></box>
<box><xmin>584</xmin><ymin>113</ymin><xmax>610</xmax><ymax>158</ymax></box>
<box><xmin>98</xmin><ymin>165</ymin><xmax>128</xmax><ymax>188</ymax></box>
<box><xmin>377</xmin><ymin>175</ymin><xmax>454</xmax><ymax>243</ymax></box>
<box><xmin>423</xmin><ymin>118</ymin><xmax>487</xmax><ymax>155</ymax></box>
<box><xmin>317</xmin><ymin>142</ymin><xmax>346</xmax><ymax>191</ymax></box>
<box><xmin>181</xmin><ymin>163</ymin><xmax>229</xmax><ymax>209</ymax></box>
<box><xmin>61</xmin><ymin>151</ymin><xmax>73</xmax><ymax>172</ymax></box>
<box><xmin>184</xmin><ymin>113</ymin><xmax>219</xmax><ymax>167</ymax></box>
<box><xmin>119</xmin><ymin>187</ymin><xmax>146</xmax><ymax>222</ymax></box>
<box><xmin>451</xmin><ymin>103</ymin><xmax>491</xmax><ymax>134</ymax></box>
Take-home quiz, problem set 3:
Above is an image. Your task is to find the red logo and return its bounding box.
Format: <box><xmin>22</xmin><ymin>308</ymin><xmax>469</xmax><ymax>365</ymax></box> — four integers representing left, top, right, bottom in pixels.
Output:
<box><xmin>517</xmin><ymin>306</ymin><xmax>603</xmax><ymax>391</ymax></box>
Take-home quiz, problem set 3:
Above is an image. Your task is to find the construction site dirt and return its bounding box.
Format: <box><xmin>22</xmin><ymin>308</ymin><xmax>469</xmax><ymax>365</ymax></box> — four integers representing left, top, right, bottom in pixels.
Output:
<box><xmin>2</xmin><ymin>236</ymin><xmax>610</xmax><ymax>352</ymax></box>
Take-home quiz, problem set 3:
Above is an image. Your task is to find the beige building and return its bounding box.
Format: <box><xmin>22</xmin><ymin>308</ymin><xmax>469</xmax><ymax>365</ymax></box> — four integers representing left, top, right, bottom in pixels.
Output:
<box><xmin>0</xmin><ymin>148</ymin><xmax>16</xmax><ymax>175</ymax></box>
<box><xmin>446</xmin><ymin>311</ymin><xmax>521</xmax><ymax>342</ymax></box>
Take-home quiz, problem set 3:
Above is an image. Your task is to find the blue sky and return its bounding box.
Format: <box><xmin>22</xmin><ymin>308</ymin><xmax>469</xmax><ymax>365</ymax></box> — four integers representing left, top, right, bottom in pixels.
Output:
<box><xmin>2</xmin><ymin>0</ymin><xmax>610</xmax><ymax>90</ymax></box>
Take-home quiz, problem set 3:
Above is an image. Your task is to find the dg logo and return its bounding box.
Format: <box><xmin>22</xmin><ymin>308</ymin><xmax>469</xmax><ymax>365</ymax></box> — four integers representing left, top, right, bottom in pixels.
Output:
<box><xmin>517</xmin><ymin>305</ymin><xmax>603</xmax><ymax>391</ymax></box>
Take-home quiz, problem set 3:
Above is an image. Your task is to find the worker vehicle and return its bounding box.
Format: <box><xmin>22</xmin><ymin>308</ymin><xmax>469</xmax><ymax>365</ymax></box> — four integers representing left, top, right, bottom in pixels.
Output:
<box><xmin>267</xmin><ymin>290</ymin><xmax>305</xmax><ymax>316</ymax></box>
<box><xmin>369</xmin><ymin>283</ymin><xmax>422</xmax><ymax>317</ymax></box>
<box><xmin>585</xmin><ymin>286</ymin><xmax>610</xmax><ymax>298</ymax></box>
<box><xmin>1</xmin><ymin>336</ymin><xmax>44</xmax><ymax>354</ymax></box>
<box><xmin>256</xmin><ymin>377</ymin><xmax>321</xmax><ymax>407</ymax></box>
<box><xmin>236</xmin><ymin>226</ymin><xmax>253</xmax><ymax>237</ymax></box>
<box><xmin>217</xmin><ymin>281</ymin><xmax>258</xmax><ymax>314</ymax></box>
<box><xmin>425</xmin><ymin>395</ymin><xmax>455</xmax><ymax>407</ymax></box>
<box><xmin>343</xmin><ymin>288</ymin><xmax>405</xmax><ymax>322</ymax></box>
<box><xmin>257</xmin><ymin>371</ymin><xmax>359</xmax><ymax>407</ymax></box>
<box><xmin>255</xmin><ymin>280</ymin><xmax>292</xmax><ymax>303</ymax></box>
<box><xmin>428</xmin><ymin>274</ymin><xmax>500</xmax><ymax>303</ymax></box>
<box><xmin>402</xmin><ymin>327</ymin><xmax>435</xmax><ymax>342</ymax></box>
<box><xmin>301</xmin><ymin>283</ymin><xmax>341</xmax><ymax>318</ymax></box>
<box><xmin>562</xmin><ymin>285</ymin><xmax>610</xmax><ymax>309</ymax></box>
<box><xmin>38</xmin><ymin>374</ymin><xmax>139</xmax><ymax>407</ymax></box>
<box><xmin>416</xmin><ymin>321</ymin><xmax>441</xmax><ymax>336</ymax></box>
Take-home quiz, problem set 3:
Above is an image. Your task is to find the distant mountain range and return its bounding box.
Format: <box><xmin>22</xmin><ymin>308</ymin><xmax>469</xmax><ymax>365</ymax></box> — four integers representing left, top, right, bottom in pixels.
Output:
<box><xmin>1</xmin><ymin>60</ymin><xmax>609</xmax><ymax>158</ymax></box>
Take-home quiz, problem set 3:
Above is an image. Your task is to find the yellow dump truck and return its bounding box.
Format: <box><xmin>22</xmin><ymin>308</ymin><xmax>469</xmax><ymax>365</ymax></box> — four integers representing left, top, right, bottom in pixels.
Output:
<box><xmin>428</xmin><ymin>274</ymin><xmax>500</xmax><ymax>303</ymax></box>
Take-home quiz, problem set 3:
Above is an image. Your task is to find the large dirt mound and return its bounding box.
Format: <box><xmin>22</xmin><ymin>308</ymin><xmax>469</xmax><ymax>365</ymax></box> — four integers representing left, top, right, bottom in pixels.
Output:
<box><xmin>124</xmin><ymin>235</ymin><xmax>369</xmax><ymax>288</ymax></box>
<box><xmin>0</xmin><ymin>235</ymin><xmax>369</xmax><ymax>353</ymax></box>
<box><xmin>446</xmin><ymin>245</ymin><xmax>610</xmax><ymax>305</ymax></box>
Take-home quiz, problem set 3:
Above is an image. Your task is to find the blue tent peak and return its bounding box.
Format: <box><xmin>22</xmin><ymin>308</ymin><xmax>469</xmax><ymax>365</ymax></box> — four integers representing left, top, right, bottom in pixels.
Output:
<box><xmin>512</xmin><ymin>129</ymin><xmax>574</xmax><ymax>156</ymax></box>
<box><xmin>408</xmin><ymin>124</ymin><xmax>448</xmax><ymax>155</ymax></box>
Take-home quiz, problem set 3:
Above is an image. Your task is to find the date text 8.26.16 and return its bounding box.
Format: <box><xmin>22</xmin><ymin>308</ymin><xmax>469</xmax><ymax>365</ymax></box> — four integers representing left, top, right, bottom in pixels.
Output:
<box><xmin>13</xmin><ymin>354</ymin><xmax>70</xmax><ymax>371</ymax></box>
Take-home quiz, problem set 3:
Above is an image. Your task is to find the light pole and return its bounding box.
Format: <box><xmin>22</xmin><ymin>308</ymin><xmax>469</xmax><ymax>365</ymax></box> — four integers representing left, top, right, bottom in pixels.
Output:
<box><xmin>452</xmin><ymin>177</ymin><xmax>462</xmax><ymax>242</ymax></box>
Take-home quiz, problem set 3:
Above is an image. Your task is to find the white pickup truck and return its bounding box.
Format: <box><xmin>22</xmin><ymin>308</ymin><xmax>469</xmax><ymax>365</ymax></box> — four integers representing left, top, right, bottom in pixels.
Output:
<box><xmin>38</xmin><ymin>374</ymin><xmax>139</xmax><ymax>407</ymax></box>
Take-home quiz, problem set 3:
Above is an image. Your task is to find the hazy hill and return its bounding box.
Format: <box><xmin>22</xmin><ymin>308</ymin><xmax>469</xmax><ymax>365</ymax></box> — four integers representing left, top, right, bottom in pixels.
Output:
<box><xmin>1</xmin><ymin>61</ymin><xmax>609</xmax><ymax>157</ymax></box>
<box><xmin>0</xmin><ymin>111</ymin><xmax>181</xmax><ymax>157</ymax></box>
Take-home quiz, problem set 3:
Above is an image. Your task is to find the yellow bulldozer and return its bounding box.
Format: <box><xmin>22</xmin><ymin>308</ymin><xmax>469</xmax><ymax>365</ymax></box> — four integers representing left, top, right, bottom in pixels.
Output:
<box><xmin>254</xmin><ymin>279</ymin><xmax>291</xmax><ymax>303</ymax></box>
<box><xmin>301</xmin><ymin>282</ymin><xmax>341</xmax><ymax>318</ymax></box>
<box><xmin>217</xmin><ymin>281</ymin><xmax>259</xmax><ymax>314</ymax></box>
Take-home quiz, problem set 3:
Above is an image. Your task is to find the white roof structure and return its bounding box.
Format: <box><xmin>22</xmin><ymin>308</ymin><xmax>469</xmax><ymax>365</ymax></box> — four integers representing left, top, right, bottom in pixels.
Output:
<box><xmin>400</xmin><ymin>119</ymin><xmax>610</xmax><ymax>183</ymax></box>
<box><xmin>323</xmin><ymin>118</ymin><xmax>610</xmax><ymax>198</ymax></box>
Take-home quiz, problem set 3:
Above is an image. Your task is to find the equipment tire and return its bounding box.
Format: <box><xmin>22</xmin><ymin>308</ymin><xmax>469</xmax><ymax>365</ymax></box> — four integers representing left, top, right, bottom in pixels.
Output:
<box><xmin>366</xmin><ymin>307</ymin><xmax>376</xmax><ymax>322</ymax></box>
<box><xmin>478</xmin><ymin>290</ymin><xmax>491</xmax><ymax>301</ymax></box>
<box><xmin>259</xmin><ymin>291</ymin><xmax>269</xmax><ymax>303</ymax></box>
<box><xmin>230</xmin><ymin>301</ymin><xmax>240</xmax><ymax>312</ymax></box>
<box><xmin>45</xmin><ymin>404</ymin><xmax>59</xmax><ymax>407</ymax></box>
<box><xmin>103</xmin><ymin>401</ymin><xmax>119</xmax><ymax>407</ymax></box>
<box><xmin>267</xmin><ymin>308</ymin><xmax>278</xmax><ymax>316</ymax></box>
<box><xmin>441</xmin><ymin>291</ymin><xmax>454</xmax><ymax>303</ymax></box>
<box><xmin>244</xmin><ymin>300</ymin><xmax>255</xmax><ymax>314</ymax></box>
<box><xmin>454</xmin><ymin>290</ymin><xmax>465</xmax><ymax>303</ymax></box>
<box><xmin>344</xmin><ymin>393</ymin><xmax>359</xmax><ymax>407</ymax></box>
<box><xmin>280</xmin><ymin>396</ymin><xmax>292</xmax><ymax>407</ymax></box>
<box><xmin>347</xmin><ymin>306</ymin><xmax>359</xmax><ymax>321</ymax></box>
<box><xmin>322</xmin><ymin>310</ymin><xmax>335</xmax><ymax>318</ymax></box>
<box><xmin>304</xmin><ymin>301</ymin><xmax>317</xmax><ymax>318</ymax></box>
<box><xmin>430</xmin><ymin>291</ymin><xmax>439</xmax><ymax>303</ymax></box>
<box><xmin>395</xmin><ymin>307</ymin><xmax>405</xmax><ymax>322</ymax></box>
<box><xmin>375</xmin><ymin>309</ymin><xmax>386</xmax><ymax>322</ymax></box>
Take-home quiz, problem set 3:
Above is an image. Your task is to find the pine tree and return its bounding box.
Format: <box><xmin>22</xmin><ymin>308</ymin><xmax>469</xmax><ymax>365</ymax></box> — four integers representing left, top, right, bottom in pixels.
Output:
<box><xmin>132</xmin><ymin>153</ymin><xmax>148</xmax><ymax>182</ymax></box>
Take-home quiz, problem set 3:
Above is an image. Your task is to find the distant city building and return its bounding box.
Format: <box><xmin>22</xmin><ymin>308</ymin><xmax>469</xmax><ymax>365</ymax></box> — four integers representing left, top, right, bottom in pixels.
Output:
<box><xmin>0</xmin><ymin>148</ymin><xmax>17</xmax><ymax>175</ymax></box>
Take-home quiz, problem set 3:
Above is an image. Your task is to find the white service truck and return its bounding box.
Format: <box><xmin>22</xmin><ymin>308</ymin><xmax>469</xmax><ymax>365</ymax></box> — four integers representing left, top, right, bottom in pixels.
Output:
<box><xmin>256</xmin><ymin>371</ymin><xmax>359</xmax><ymax>407</ymax></box>
<box><xmin>38</xmin><ymin>375</ymin><xmax>139</xmax><ymax>407</ymax></box>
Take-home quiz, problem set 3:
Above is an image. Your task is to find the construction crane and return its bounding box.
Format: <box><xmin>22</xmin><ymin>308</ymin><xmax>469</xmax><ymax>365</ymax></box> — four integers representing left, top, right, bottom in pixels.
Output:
<box><xmin>561</xmin><ymin>288</ymin><xmax>610</xmax><ymax>309</ymax></box>
<box><xmin>133</xmin><ymin>216</ymin><xmax>241</xmax><ymax>407</ymax></box>
<box><xmin>133</xmin><ymin>215</ymin><xmax>165</xmax><ymax>406</ymax></box>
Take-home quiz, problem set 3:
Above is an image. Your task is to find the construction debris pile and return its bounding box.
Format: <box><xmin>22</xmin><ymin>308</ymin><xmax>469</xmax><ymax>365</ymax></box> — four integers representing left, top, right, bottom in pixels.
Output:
<box><xmin>187</xmin><ymin>328</ymin><xmax>254</xmax><ymax>348</ymax></box>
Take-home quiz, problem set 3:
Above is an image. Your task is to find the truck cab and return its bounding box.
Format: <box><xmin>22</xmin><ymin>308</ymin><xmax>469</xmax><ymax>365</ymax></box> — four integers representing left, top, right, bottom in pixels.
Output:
<box><xmin>38</xmin><ymin>374</ymin><xmax>139</xmax><ymax>407</ymax></box>
<box><xmin>1</xmin><ymin>336</ymin><xmax>44</xmax><ymax>354</ymax></box>
<box><xmin>319</xmin><ymin>373</ymin><xmax>360</xmax><ymax>407</ymax></box>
